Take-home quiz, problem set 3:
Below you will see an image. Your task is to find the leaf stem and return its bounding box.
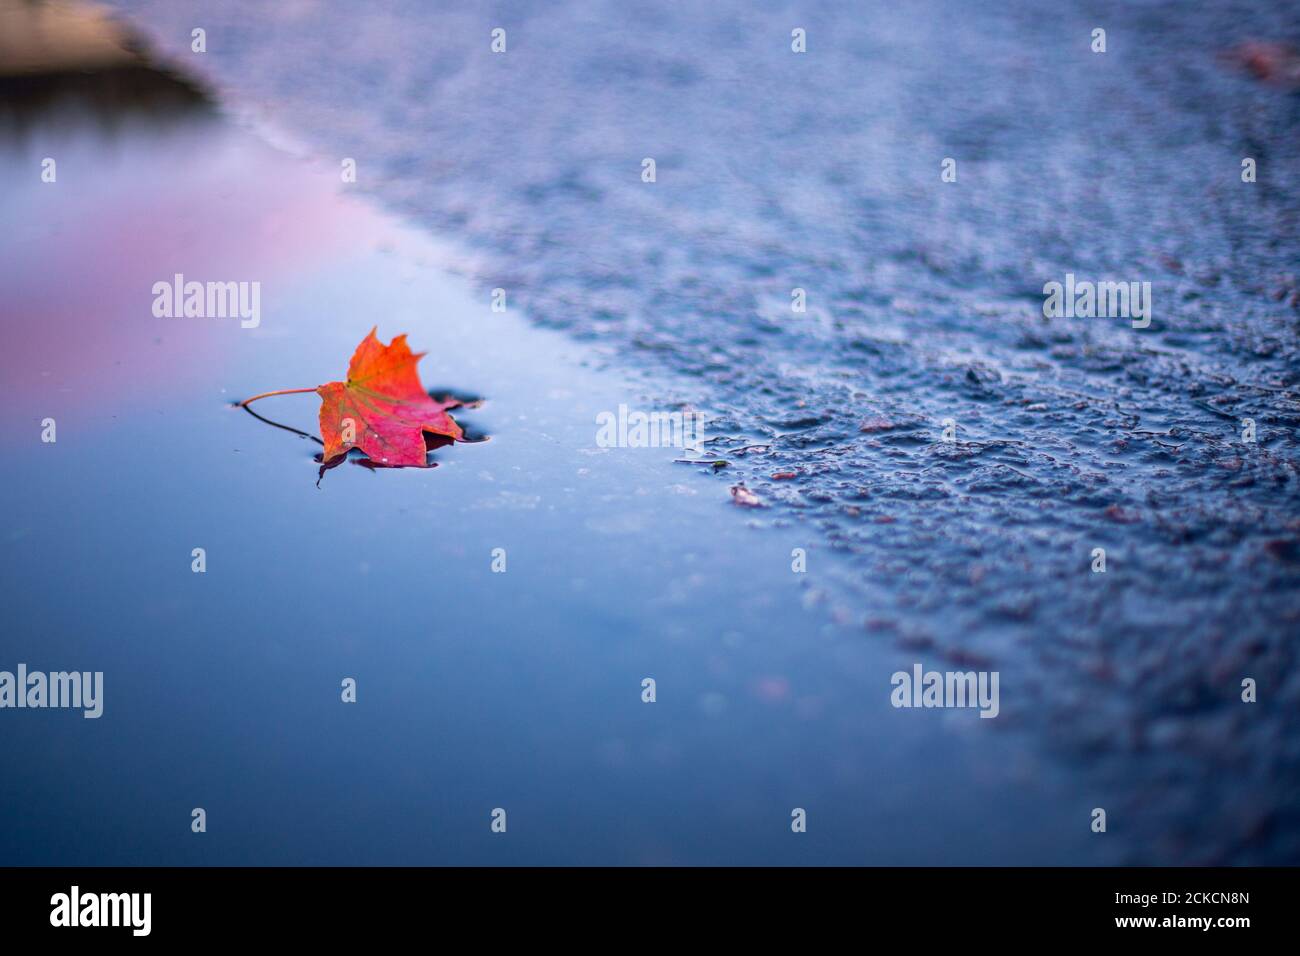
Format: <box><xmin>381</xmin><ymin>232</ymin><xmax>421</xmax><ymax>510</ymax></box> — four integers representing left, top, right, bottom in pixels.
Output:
<box><xmin>237</xmin><ymin>387</ymin><xmax>317</xmax><ymax>407</ymax></box>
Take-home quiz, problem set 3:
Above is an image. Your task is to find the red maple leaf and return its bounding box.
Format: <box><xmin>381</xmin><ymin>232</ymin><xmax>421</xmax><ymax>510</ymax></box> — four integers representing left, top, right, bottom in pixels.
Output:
<box><xmin>240</xmin><ymin>328</ymin><xmax>466</xmax><ymax>468</ymax></box>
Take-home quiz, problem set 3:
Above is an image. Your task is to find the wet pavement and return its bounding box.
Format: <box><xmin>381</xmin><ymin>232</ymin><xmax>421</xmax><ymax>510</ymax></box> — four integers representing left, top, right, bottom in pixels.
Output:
<box><xmin>1</xmin><ymin>0</ymin><xmax>1296</xmax><ymax>862</ymax></box>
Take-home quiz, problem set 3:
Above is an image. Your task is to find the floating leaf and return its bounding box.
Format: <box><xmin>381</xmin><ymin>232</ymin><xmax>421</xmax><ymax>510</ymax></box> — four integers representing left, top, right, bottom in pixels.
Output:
<box><xmin>239</xmin><ymin>328</ymin><xmax>467</xmax><ymax>469</ymax></box>
<box><xmin>316</xmin><ymin>328</ymin><xmax>463</xmax><ymax>466</ymax></box>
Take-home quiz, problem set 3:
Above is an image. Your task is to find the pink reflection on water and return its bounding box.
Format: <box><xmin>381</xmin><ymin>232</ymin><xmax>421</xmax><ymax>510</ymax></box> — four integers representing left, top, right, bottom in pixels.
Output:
<box><xmin>1</xmin><ymin>116</ymin><xmax>383</xmax><ymax>419</ymax></box>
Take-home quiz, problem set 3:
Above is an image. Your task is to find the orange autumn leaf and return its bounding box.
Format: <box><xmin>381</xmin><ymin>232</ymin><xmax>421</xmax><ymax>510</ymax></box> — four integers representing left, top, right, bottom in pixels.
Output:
<box><xmin>316</xmin><ymin>328</ymin><xmax>464</xmax><ymax>466</ymax></box>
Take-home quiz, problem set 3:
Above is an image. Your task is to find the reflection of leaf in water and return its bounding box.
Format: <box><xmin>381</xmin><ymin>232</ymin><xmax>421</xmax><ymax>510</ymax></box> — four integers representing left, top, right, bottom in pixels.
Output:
<box><xmin>237</xmin><ymin>400</ymin><xmax>322</xmax><ymax>445</ymax></box>
<box><xmin>312</xmin><ymin>433</ymin><xmax>458</xmax><ymax>486</ymax></box>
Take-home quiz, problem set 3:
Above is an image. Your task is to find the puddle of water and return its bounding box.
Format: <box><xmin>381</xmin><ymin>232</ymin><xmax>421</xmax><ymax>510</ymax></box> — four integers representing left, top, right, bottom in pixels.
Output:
<box><xmin>0</xmin><ymin>71</ymin><xmax>1110</xmax><ymax>865</ymax></box>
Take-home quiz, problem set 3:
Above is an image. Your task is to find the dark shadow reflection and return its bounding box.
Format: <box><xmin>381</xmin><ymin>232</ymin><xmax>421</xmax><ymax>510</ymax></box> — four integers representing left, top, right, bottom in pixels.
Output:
<box><xmin>0</xmin><ymin>0</ymin><xmax>214</xmax><ymax>138</ymax></box>
<box><xmin>234</xmin><ymin>396</ymin><xmax>488</xmax><ymax>487</ymax></box>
